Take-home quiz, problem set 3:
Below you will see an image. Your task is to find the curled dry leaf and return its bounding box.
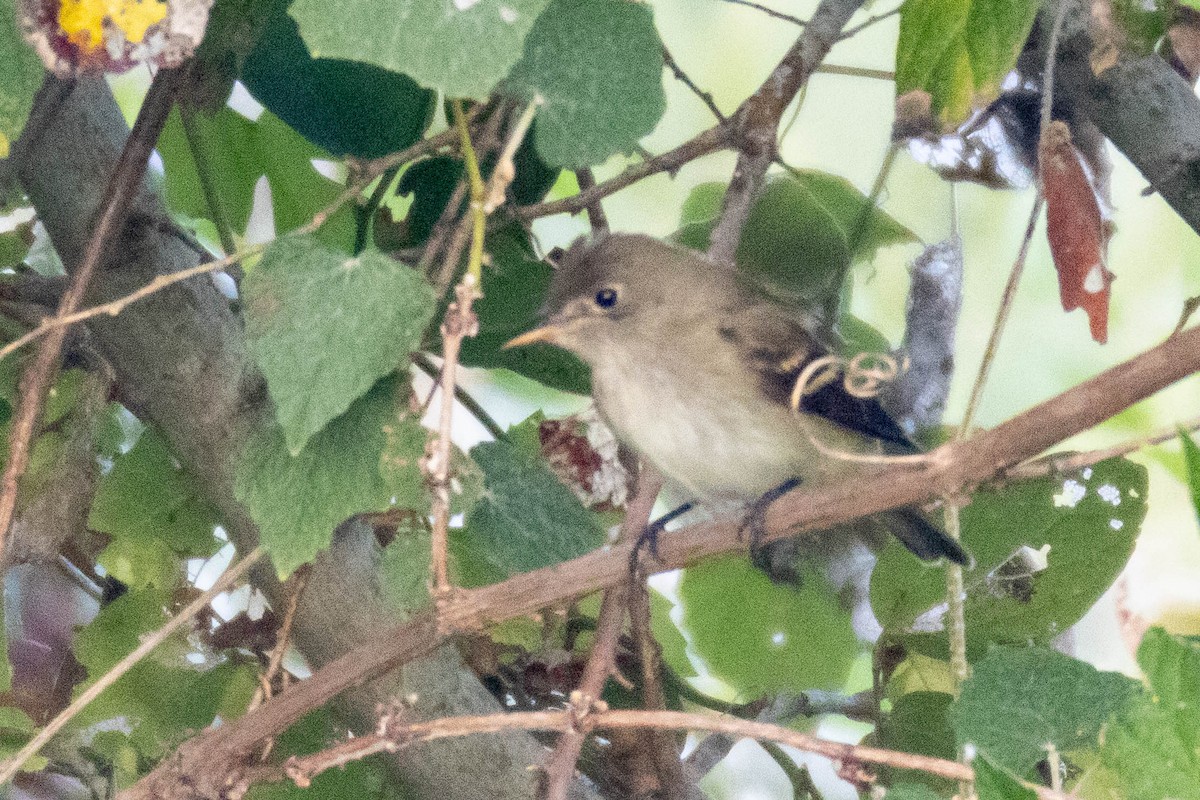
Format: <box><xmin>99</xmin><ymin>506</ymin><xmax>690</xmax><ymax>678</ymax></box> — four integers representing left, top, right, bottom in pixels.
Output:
<box><xmin>20</xmin><ymin>0</ymin><xmax>212</xmax><ymax>75</ymax></box>
<box><xmin>1039</xmin><ymin>120</ymin><xmax>1113</xmax><ymax>344</ymax></box>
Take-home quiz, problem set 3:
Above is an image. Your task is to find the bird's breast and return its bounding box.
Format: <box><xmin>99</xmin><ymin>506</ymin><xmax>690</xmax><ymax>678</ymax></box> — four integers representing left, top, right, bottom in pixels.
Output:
<box><xmin>589</xmin><ymin>350</ymin><xmax>828</xmax><ymax>503</ymax></box>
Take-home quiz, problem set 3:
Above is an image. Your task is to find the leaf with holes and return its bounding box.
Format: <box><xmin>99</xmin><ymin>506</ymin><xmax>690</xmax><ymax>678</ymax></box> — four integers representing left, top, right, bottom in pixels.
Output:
<box><xmin>871</xmin><ymin>457</ymin><xmax>1146</xmax><ymax>652</ymax></box>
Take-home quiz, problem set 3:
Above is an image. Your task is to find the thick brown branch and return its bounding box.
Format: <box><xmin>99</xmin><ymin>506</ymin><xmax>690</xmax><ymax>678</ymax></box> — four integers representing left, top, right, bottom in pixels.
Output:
<box><xmin>123</xmin><ymin>324</ymin><xmax>1200</xmax><ymax>799</ymax></box>
<box><xmin>0</xmin><ymin>67</ymin><xmax>184</xmax><ymax>568</ymax></box>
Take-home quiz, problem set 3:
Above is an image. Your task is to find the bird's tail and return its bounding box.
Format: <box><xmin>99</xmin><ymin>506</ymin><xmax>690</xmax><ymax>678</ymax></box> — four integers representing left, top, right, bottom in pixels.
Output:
<box><xmin>881</xmin><ymin>507</ymin><xmax>971</xmax><ymax>566</ymax></box>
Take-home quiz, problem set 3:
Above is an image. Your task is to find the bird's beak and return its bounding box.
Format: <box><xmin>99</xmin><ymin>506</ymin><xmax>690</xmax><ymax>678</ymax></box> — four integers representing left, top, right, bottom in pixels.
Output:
<box><xmin>502</xmin><ymin>324</ymin><xmax>564</xmax><ymax>350</ymax></box>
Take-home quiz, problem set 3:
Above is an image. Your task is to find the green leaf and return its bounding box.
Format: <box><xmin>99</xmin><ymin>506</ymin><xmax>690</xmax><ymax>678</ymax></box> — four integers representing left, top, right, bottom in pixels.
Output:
<box><xmin>1136</xmin><ymin>627</ymin><xmax>1200</xmax><ymax>755</ymax></box>
<box><xmin>1089</xmin><ymin>692</ymin><xmax>1200</xmax><ymax>799</ymax></box>
<box><xmin>378</xmin><ymin>524</ymin><xmax>432</xmax><ymax>615</ymax></box>
<box><xmin>242</xmin><ymin>4</ymin><xmax>435</xmax><ymax>158</ymax></box>
<box><xmin>289</xmin><ymin>0</ymin><xmax>549</xmax><ymax>99</ymax></box>
<box><xmin>89</xmin><ymin>427</ymin><xmax>223</xmax><ymax>587</ymax></box>
<box><xmin>650</xmin><ymin>589</ymin><xmax>696</xmax><ymax>679</ymax></box>
<box><xmin>244</xmin><ymin>235</ymin><xmax>436</xmax><ymax>454</ymax></box>
<box><xmin>0</xmin><ymin>218</ymin><xmax>33</xmax><ymax>270</ymax></box>
<box><xmin>245</xmin><ymin>710</ymin><xmax>390</xmax><ymax>800</ymax></box>
<box><xmin>235</xmin><ymin>374</ymin><xmax>401</xmax><ymax>579</ymax></box>
<box><xmin>974</xmin><ymin>757</ymin><xmax>1037</xmax><ymax>800</ymax></box>
<box><xmin>505</xmin><ymin>0</ymin><xmax>666</xmax><ymax>168</ymax></box>
<box><xmin>394</xmin><ymin>156</ymin><xmax>465</xmax><ymax>246</ymax></box>
<box><xmin>459</xmin><ymin>434</ymin><xmax>606</xmax><ymax>578</ymax></box>
<box><xmin>895</xmin><ymin>0</ymin><xmax>1039</xmax><ymax>127</ymax></box>
<box><xmin>1110</xmin><ymin>0</ymin><xmax>1172</xmax><ymax>56</ymax></box>
<box><xmin>885</xmin><ymin>784</ymin><xmax>944</xmax><ymax>800</ymax></box>
<box><xmin>459</xmin><ymin>226</ymin><xmax>591</xmax><ymax>394</ymax></box>
<box><xmin>677</xmin><ymin>174</ymin><xmax>918</xmax><ymax>307</ymax></box>
<box><xmin>680</xmin><ymin>557</ymin><xmax>858</xmax><ymax>697</ymax></box>
<box><xmin>951</xmin><ymin>646</ymin><xmax>1139</xmax><ymax>777</ymax></box>
<box><xmin>157</xmin><ymin>106</ymin><xmax>356</xmax><ymax>247</ymax></box>
<box><xmin>1180</xmin><ymin>432</ymin><xmax>1200</xmax><ymax>525</ymax></box>
<box><xmin>871</xmin><ymin>457</ymin><xmax>1147</xmax><ymax>649</ymax></box>
<box><xmin>0</xmin><ymin>2</ymin><xmax>44</xmax><ymax>158</ymax></box>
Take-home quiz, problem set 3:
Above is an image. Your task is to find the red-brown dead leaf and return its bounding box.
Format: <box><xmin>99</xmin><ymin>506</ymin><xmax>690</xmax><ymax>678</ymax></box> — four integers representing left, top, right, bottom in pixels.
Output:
<box><xmin>1040</xmin><ymin>120</ymin><xmax>1113</xmax><ymax>343</ymax></box>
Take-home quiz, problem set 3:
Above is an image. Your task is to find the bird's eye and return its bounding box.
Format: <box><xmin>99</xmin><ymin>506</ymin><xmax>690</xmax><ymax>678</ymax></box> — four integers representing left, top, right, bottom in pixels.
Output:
<box><xmin>593</xmin><ymin>286</ymin><xmax>620</xmax><ymax>309</ymax></box>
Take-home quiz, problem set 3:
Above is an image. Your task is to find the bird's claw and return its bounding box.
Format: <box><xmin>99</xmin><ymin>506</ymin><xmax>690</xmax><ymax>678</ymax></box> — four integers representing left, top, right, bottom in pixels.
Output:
<box><xmin>739</xmin><ymin>478</ymin><xmax>801</xmax><ymax>560</ymax></box>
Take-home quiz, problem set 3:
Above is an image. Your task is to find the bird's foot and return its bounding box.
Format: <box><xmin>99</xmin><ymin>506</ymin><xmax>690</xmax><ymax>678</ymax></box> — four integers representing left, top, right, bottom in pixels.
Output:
<box><xmin>739</xmin><ymin>478</ymin><xmax>802</xmax><ymax>560</ymax></box>
<box><xmin>628</xmin><ymin>502</ymin><xmax>694</xmax><ymax>574</ymax></box>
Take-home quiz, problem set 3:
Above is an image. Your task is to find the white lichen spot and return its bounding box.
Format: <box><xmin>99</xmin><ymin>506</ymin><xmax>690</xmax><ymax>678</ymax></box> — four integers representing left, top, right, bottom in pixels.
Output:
<box><xmin>770</xmin><ymin>631</ymin><xmax>786</xmax><ymax>646</ymax></box>
<box><xmin>1054</xmin><ymin>479</ymin><xmax>1086</xmax><ymax>508</ymax></box>
<box><xmin>1110</xmin><ymin>518</ymin><xmax>1124</xmax><ymax>531</ymax></box>
<box><xmin>499</xmin><ymin>4</ymin><xmax>518</xmax><ymax>22</ymax></box>
<box><xmin>1083</xmin><ymin>263</ymin><xmax>1107</xmax><ymax>293</ymax></box>
<box><xmin>454</xmin><ymin>0</ymin><xmax>481</xmax><ymax>9</ymax></box>
<box><xmin>1081</xmin><ymin>467</ymin><xmax>1093</xmax><ymax>480</ymax></box>
<box><xmin>1097</xmin><ymin>483</ymin><xmax>1121</xmax><ymax>506</ymax></box>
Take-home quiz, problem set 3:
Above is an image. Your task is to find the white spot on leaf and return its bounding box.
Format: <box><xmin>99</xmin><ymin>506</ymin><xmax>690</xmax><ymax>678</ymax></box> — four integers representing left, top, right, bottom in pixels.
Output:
<box><xmin>1110</xmin><ymin>519</ymin><xmax>1124</xmax><ymax>531</ymax></box>
<box><xmin>1097</xmin><ymin>483</ymin><xmax>1121</xmax><ymax>505</ymax></box>
<box><xmin>1054</xmin><ymin>479</ymin><xmax>1086</xmax><ymax>508</ymax></box>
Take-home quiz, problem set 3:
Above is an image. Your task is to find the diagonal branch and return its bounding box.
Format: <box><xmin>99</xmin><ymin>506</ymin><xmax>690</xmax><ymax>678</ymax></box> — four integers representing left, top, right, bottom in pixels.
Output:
<box><xmin>121</xmin><ymin>323</ymin><xmax>1200</xmax><ymax>800</ymax></box>
<box><xmin>707</xmin><ymin>0</ymin><xmax>867</xmax><ymax>264</ymax></box>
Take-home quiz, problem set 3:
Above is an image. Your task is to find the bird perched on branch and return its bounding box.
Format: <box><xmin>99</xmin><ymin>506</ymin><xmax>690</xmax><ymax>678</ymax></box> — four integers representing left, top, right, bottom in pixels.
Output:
<box><xmin>504</xmin><ymin>233</ymin><xmax>968</xmax><ymax>566</ymax></box>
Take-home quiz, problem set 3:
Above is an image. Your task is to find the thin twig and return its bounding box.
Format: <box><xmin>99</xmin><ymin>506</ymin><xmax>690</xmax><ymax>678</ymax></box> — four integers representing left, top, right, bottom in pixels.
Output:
<box><xmin>541</xmin><ymin>586</ymin><xmax>628</xmax><ymax>800</ymax></box>
<box><xmin>0</xmin><ymin>67</ymin><xmax>184</xmax><ymax>570</ymax></box>
<box><xmin>662</xmin><ymin>45</ymin><xmax>726</xmax><ymax>121</ymax></box>
<box><xmin>248</xmin><ymin>565</ymin><xmax>310</xmax><ymax>714</ymax></box>
<box><xmin>0</xmin><ymin>546</ymin><xmax>266</xmax><ymax>784</ymax></box>
<box><xmin>179</xmin><ymin>103</ymin><xmax>237</xmax><ymax>256</ymax></box>
<box><xmin>837</xmin><ymin>4</ymin><xmax>901</xmax><ymax>40</ymax></box>
<box><xmin>708</xmin><ymin>0</ymin><xmax>867</xmax><ymax>265</ymax></box>
<box><xmin>259</xmin><ymin>707</ymin><xmax>1073</xmax><ymax>800</ymax></box>
<box><xmin>429</xmin><ymin>99</ymin><xmax>539</xmax><ymax>595</ymax></box>
<box><xmin>432</xmin><ymin>101</ymin><xmax>512</xmax><ymax>293</ymax></box>
<box><xmin>1007</xmin><ymin>413</ymin><xmax>1200</xmax><ymax>479</ymax></box>
<box><xmin>960</xmin><ymin>0</ymin><xmax>1070</xmax><ymax>433</ymax></box>
<box><xmin>411</xmin><ymin>352</ymin><xmax>507</xmax><ymax>441</ymax></box>
<box><xmin>722</xmin><ymin>0</ymin><xmax>806</xmax><ymax>26</ymax></box>
<box><xmin>813</xmin><ymin>63</ymin><xmax>895</xmax><ymax>81</ymax></box>
<box><xmin>628</xmin><ymin>576</ymin><xmax>687</xmax><ymax>800</ymax></box>
<box><xmin>353</xmin><ymin>163</ymin><xmax>401</xmax><ymax>256</ymax></box>
<box><xmin>574</xmin><ymin>168</ymin><xmax>609</xmax><ymax>233</ymax></box>
<box><xmin>511</xmin><ymin>125</ymin><xmax>730</xmax><ymax>222</ymax></box>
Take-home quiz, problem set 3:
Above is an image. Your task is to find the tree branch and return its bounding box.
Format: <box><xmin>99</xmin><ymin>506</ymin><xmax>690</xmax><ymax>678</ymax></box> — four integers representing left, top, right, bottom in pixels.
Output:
<box><xmin>707</xmin><ymin>0</ymin><xmax>867</xmax><ymax>264</ymax></box>
<box><xmin>0</xmin><ymin>67</ymin><xmax>184</xmax><ymax>568</ymax></box>
<box><xmin>122</xmin><ymin>322</ymin><xmax>1200</xmax><ymax>799</ymax></box>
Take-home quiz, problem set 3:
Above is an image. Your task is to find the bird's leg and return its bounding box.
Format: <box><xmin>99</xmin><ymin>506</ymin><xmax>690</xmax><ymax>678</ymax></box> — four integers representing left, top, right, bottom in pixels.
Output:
<box><xmin>740</xmin><ymin>477</ymin><xmax>802</xmax><ymax>558</ymax></box>
<box><xmin>629</xmin><ymin>501</ymin><xmax>694</xmax><ymax>573</ymax></box>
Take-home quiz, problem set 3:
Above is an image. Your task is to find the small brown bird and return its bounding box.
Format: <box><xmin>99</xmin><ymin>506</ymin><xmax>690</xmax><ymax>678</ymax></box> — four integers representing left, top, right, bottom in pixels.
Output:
<box><xmin>505</xmin><ymin>233</ymin><xmax>967</xmax><ymax>565</ymax></box>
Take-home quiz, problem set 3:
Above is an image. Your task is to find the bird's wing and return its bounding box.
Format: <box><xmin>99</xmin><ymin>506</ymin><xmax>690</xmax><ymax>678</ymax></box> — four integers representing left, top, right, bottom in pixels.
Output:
<box><xmin>717</xmin><ymin>302</ymin><xmax>918</xmax><ymax>452</ymax></box>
